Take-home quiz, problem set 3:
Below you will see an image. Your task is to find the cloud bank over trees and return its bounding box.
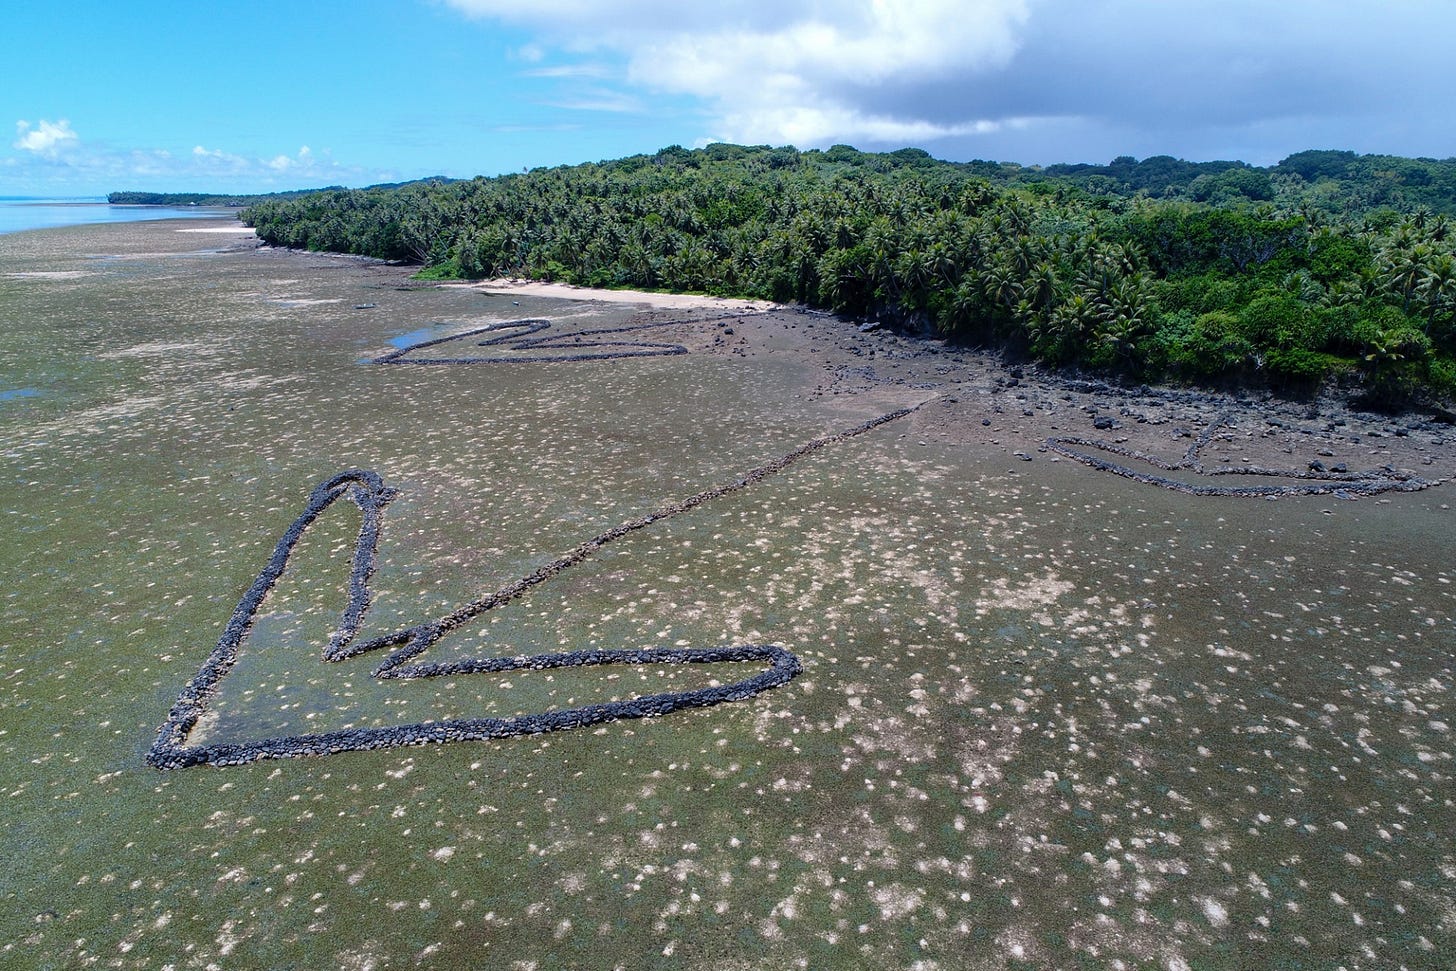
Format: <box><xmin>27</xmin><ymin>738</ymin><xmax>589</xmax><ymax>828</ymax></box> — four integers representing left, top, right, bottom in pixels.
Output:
<box><xmin>447</xmin><ymin>0</ymin><xmax>1456</xmax><ymax>163</ymax></box>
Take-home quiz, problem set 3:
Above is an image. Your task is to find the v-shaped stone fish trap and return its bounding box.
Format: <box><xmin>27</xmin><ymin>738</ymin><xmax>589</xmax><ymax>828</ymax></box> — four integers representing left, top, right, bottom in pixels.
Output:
<box><xmin>148</xmin><ymin>407</ymin><xmax>917</xmax><ymax>768</ymax></box>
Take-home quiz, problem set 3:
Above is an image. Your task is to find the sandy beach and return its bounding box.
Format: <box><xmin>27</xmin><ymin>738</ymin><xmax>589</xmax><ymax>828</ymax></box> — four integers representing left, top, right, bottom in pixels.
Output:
<box><xmin>458</xmin><ymin>276</ymin><xmax>778</xmax><ymax>312</ymax></box>
<box><xmin>175</xmin><ymin>225</ymin><xmax>259</xmax><ymax>234</ymax></box>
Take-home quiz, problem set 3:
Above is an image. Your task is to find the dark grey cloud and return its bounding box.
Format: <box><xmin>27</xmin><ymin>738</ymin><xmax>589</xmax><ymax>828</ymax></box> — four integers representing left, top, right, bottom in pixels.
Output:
<box><xmin>842</xmin><ymin>0</ymin><xmax>1456</xmax><ymax>163</ymax></box>
<box><xmin>448</xmin><ymin>0</ymin><xmax>1456</xmax><ymax>165</ymax></box>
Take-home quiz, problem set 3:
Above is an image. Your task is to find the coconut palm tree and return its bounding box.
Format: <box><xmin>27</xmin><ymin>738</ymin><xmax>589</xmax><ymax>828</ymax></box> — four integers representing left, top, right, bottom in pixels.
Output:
<box><xmin>1383</xmin><ymin>243</ymin><xmax>1433</xmax><ymax>313</ymax></box>
<box><xmin>984</xmin><ymin>263</ymin><xmax>1024</xmax><ymax>313</ymax></box>
<box><xmin>1025</xmin><ymin>260</ymin><xmax>1060</xmax><ymax>315</ymax></box>
<box><xmin>1420</xmin><ymin>253</ymin><xmax>1456</xmax><ymax>334</ymax></box>
<box><xmin>941</xmin><ymin>279</ymin><xmax>985</xmax><ymax>336</ymax></box>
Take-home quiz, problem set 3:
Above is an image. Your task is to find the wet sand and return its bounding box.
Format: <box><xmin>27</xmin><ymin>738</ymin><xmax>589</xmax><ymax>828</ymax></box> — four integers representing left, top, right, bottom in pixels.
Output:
<box><xmin>1</xmin><ymin>218</ymin><xmax>1453</xmax><ymax>970</ymax></box>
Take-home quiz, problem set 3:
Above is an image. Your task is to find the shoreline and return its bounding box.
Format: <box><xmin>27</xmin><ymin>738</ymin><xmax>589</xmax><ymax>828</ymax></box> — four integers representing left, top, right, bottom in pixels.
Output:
<box><xmin>456</xmin><ymin>274</ymin><xmax>1454</xmax><ymax>420</ymax></box>
<box><xmin>8</xmin><ymin>218</ymin><xmax>1453</xmax><ymax>494</ymax></box>
<box><xmin>744</xmin><ymin>307</ymin><xmax>1456</xmax><ymax>496</ymax></box>
<box><xmin>455</xmin><ymin>276</ymin><xmax>778</xmax><ymax>312</ymax></box>
<box><xmin>375</xmin><ymin>279</ymin><xmax>1456</xmax><ymax>497</ymax></box>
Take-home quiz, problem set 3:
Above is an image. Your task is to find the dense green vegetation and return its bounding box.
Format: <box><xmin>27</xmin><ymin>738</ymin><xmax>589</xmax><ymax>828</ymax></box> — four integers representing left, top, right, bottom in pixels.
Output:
<box><xmin>109</xmin><ymin>190</ymin><xmax>295</xmax><ymax>207</ymax></box>
<box><xmin>109</xmin><ymin>178</ymin><xmax>459</xmax><ymax>208</ymax></box>
<box><xmin>240</xmin><ymin>144</ymin><xmax>1456</xmax><ymax>406</ymax></box>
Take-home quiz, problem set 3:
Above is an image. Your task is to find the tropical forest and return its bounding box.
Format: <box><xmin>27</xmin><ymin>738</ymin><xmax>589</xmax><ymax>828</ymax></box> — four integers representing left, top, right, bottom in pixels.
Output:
<box><xmin>237</xmin><ymin>144</ymin><xmax>1456</xmax><ymax>407</ymax></box>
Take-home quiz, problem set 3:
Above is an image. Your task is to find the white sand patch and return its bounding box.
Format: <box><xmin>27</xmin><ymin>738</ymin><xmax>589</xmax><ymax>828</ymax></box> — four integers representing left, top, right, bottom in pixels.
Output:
<box><xmin>213</xmin><ymin>373</ymin><xmax>302</xmax><ymax>392</ymax></box>
<box><xmin>3</xmin><ymin>270</ymin><xmax>91</xmax><ymax>279</ymax></box>
<box><xmin>176</xmin><ymin>226</ymin><xmax>257</xmax><ymax>234</ymax></box>
<box><xmin>60</xmin><ymin>394</ymin><xmax>170</xmax><ymax>425</ymax></box>
<box><xmin>336</xmin><ymin>943</ymin><xmax>384</xmax><ymax>971</ymax></box>
<box><xmin>99</xmin><ymin>340</ymin><xmax>221</xmax><ymax>359</ymax></box>
<box><xmin>457</xmin><ymin>278</ymin><xmax>778</xmax><ymax>312</ymax></box>
<box><xmin>188</xmin><ymin>709</ymin><xmax>221</xmax><ymax>745</ymax></box>
<box><xmin>870</xmin><ymin>883</ymin><xmax>924</xmax><ymax>920</ymax></box>
<box><xmin>975</xmin><ymin>572</ymin><xmax>1075</xmax><ymax>614</ymax></box>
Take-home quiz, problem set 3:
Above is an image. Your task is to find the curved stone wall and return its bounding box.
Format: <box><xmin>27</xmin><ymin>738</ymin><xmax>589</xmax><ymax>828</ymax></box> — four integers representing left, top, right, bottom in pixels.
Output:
<box><xmin>372</xmin><ymin>314</ymin><xmax>754</xmax><ymax>365</ymax></box>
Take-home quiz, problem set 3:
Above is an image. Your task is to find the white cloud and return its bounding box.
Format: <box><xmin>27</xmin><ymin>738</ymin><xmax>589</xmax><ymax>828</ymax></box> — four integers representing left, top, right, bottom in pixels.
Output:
<box><xmin>542</xmin><ymin>88</ymin><xmax>643</xmax><ymax>113</ymax></box>
<box><xmin>193</xmin><ymin>144</ymin><xmax>246</xmax><ymax>165</ymax></box>
<box><xmin>267</xmin><ymin>146</ymin><xmax>315</xmax><ymax>172</ymax></box>
<box><xmin>445</xmin><ymin>0</ymin><xmax>1032</xmax><ymax>146</ymax></box>
<box><xmin>6</xmin><ymin>134</ymin><xmax>374</xmax><ymax>195</ymax></box>
<box><xmin>444</xmin><ymin>0</ymin><xmax>1456</xmax><ymax>162</ymax></box>
<box><xmin>14</xmin><ymin>119</ymin><xmax>79</xmax><ymax>155</ymax></box>
<box><xmin>522</xmin><ymin>63</ymin><xmax>613</xmax><ymax>80</ymax></box>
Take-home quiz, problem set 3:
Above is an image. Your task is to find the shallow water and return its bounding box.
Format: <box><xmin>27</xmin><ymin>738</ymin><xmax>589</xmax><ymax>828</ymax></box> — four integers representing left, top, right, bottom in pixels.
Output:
<box><xmin>0</xmin><ymin>199</ymin><xmax>237</xmax><ymax>235</ymax></box>
<box><xmin>387</xmin><ymin>325</ymin><xmax>447</xmax><ymax>349</ymax></box>
<box><xmin>1</xmin><ymin>220</ymin><xmax>1453</xmax><ymax>969</ymax></box>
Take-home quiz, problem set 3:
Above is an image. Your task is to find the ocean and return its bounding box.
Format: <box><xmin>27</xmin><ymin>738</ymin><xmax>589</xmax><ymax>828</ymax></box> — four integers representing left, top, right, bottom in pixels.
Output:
<box><xmin>0</xmin><ymin>196</ymin><xmax>239</xmax><ymax>235</ymax></box>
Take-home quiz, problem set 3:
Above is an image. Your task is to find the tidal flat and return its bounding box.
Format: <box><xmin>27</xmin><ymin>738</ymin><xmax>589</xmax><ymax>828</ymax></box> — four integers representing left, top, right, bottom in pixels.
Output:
<box><xmin>2</xmin><ymin>219</ymin><xmax>1454</xmax><ymax>969</ymax></box>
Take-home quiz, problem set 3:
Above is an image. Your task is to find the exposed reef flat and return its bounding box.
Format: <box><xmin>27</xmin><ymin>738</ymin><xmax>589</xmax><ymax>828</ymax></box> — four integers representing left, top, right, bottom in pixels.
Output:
<box><xmin>149</xmin><ymin>409</ymin><xmax>913</xmax><ymax>769</ymax></box>
<box><xmin>2</xmin><ymin>219</ymin><xmax>1453</xmax><ymax>971</ymax></box>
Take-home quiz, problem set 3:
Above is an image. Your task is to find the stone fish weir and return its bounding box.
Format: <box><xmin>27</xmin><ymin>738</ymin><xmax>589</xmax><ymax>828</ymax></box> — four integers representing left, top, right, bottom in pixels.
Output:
<box><xmin>371</xmin><ymin>314</ymin><xmax>757</xmax><ymax>365</ymax></box>
<box><xmin>1046</xmin><ymin>412</ymin><xmax>1442</xmax><ymax>498</ymax></box>
<box><xmin>148</xmin><ymin>407</ymin><xmax>917</xmax><ymax>769</ymax></box>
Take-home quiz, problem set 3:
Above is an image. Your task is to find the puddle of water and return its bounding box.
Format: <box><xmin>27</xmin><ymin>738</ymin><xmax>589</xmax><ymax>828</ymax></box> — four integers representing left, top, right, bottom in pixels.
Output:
<box><xmin>388</xmin><ymin>325</ymin><xmax>447</xmax><ymax>349</ymax></box>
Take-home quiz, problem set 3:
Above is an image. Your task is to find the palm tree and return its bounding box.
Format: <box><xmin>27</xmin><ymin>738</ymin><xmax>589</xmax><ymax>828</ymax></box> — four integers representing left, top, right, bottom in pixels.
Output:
<box><xmin>1384</xmin><ymin>243</ymin><xmax>1433</xmax><ymax>313</ymax></box>
<box><xmin>984</xmin><ymin>263</ymin><xmax>1024</xmax><ymax>313</ymax></box>
<box><xmin>894</xmin><ymin>248</ymin><xmax>938</xmax><ymax>312</ymax></box>
<box><xmin>1320</xmin><ymin>278</ymin><xmax>1364</xmax><ymax>308</ymax></box>
<box><xmin>1025</xmin><ymin>260</ymin><xmax>1060</xmax><ymax>315</ymax></box>
<box><xmin>1095</xmin><ymin>313</ymin><xmax>1148</xmax><ymax>369</ymax></box>
<box><xmin>925</xmin><ymin>241</ymin><xmax>960</xmax><ymax>289</ymax></box>
<box><xmin>1282</xmin><ymin>270</ymin><xmax>1324</xmax><ymax>304</ymax></box>
<box><xmin>1037</xmin><ymin>293</ymin><xmax>1096</xmax><ymax>362</ymax></box>
<box><xmin>1362</xmin><ymin>327</ymin><xmax>1431</xmax><ymax>389</ymax></box>
<box><xmin>940</xmin><ymin>279</ymin><xmax>984</xmax><ymax>336</ymax></box>
<box><xmin>1297</xmin><ymin>202</ymin><xmax>1325</xmax><ymax>232</ymax></box>
<box><xmin>1420</xmin><ymin>253</ymin><xmax>1456</xmax><ymax>331</ymax></box>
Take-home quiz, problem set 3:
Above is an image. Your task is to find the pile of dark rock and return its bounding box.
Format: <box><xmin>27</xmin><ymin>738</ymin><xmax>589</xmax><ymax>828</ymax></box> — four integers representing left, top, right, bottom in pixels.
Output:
<box><xmin>1045</xmin><ymin>412</ymin><xmax>1439</xmax><ymax>498</ymax></box>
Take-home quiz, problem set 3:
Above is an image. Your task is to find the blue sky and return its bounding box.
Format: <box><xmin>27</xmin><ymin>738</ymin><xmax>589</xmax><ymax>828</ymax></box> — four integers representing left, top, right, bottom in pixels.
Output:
<box><xmin>6</xmin><ymin>0</ymin><xmax>1455</xmax><ymax>195</ymax></box>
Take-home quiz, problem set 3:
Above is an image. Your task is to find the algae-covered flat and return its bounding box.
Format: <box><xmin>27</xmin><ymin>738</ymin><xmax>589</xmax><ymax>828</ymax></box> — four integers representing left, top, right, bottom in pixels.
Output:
<box><xmin>1</xmin><ymin>219</ymin><xmax>1453</xmax><ymax>970</ymax></box>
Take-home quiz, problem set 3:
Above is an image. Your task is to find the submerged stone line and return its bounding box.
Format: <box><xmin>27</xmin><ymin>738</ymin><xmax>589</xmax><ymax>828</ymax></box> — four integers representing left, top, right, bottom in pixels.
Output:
<box><xmin>1045</xmin><ymin>412</ymin><xmax>1440</xmax><ymax>498</ymax></box>
<box><xmin>372</xmin><ymin>314</ymin><xmax>755</xmax><ymax>365</ymax></box>
<box><xmin>147</xmin><ymin>406</ymin><xmax>917</xmax><ymax>769</ymax></box>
